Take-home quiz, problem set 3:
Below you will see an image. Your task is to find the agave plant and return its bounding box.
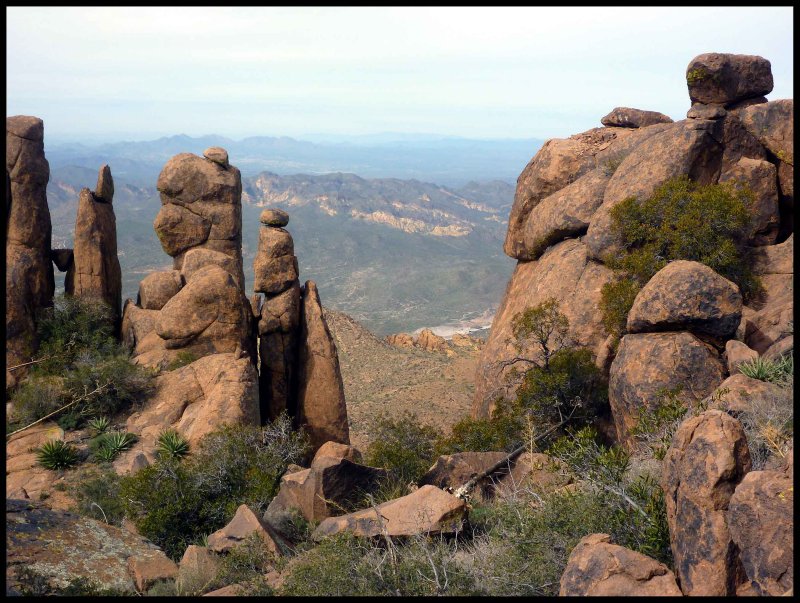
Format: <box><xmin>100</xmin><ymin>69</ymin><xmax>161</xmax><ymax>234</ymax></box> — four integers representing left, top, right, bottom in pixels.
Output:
<box><xmin>93</xmin><ymin>431</ymin><xmax>137</xmax><ymax>462</ymax></box>
<box><xmin>87</xmin><ymin>416</ymin><xmax>111</xmax><ymax>434</ymax></box>
<box><xmin>739</xmin><ymin>355</ymin><xmax>793</xmax><ymax>385</ymax></box>
<box><xmin>157</xmin><ymin>429</ymin><xmax>190</xmax><ymax>459</ymax></box>
<box><xmin>36</xmin><ymin>439</ymin><xmax>80</xmax><ymax>470</ymax></box>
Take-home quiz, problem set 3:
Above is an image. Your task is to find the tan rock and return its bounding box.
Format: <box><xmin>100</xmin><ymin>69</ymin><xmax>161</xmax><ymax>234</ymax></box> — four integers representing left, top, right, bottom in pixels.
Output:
<box><xmin>260</xmin><ymin>208</ymin><xmax>290</xmax><ymax>227</ymax></box>
<box><xmin>181</xmin><ymin>247</ymin><xmax>244</xmax><ymax>288</ymax></box>
<box><xmin>763</xmin><ymin>335</ymin><xmax>793</xmax><ymax>361</ymax></box>
<box><xmin>137</xmin><ymin>270</ymin><xmax>182</xmax><ymax>311</ymax></box>
<box><xmin>207</xmin><ymin>504</ymin><xmax>285</xmax><ymax>556</ymax></box>
<box><xmin>416</xmin><ymin>328</ymin><xmax>447</xmax><ymax>352</ymax></box>
<box><xmin>661</xmin><ymin>410</ymin><xmax>751</xmax><ymax>595</ymax></box>
<box><xmin>601</xmin><ymin>107</ymin><xmax>674</xmax><ymax>128</ymax></box>
<box><xmin>203</xmin><ymin>146</ymin><xmax>229</xmax><ymax>167</ymax></box>
<box><xmin>707</xmin><ymin>373</ymin><xmax>789</xmax><ymax>423</ymax></box>
<box><xmin>296</xmin><ymin>281</ymin><xmax>350</xmax><ymax>451</ymax></box>
<box><xmin>728</xmin><ymin>470</ymin><xmax>793</xmax><ymax>596</ymax></box>
<box><xmin>559</xmin><ymin>533</ymin><xmax>682</xmax><ymax>596</ymax></box>
<box><xmin>313</xmin><ymin>441</ymin><xmax>363</xmax><ymax>464</ymax></box>
<box><xmin>127</xmin><ymin>553</ymin><xmax>178</xmax><ymax>592</ymax></box>
<box><xmin>473</xmin><ymin>239</ymin><xmax>614</xmax><ymax>417</ymax></box>
<box><xmin>386</xmin><ymin>333</ymin><xmax>415</xmax><ymax>348</ymax></box>
<box><xmin>203</xmin><ymin>583</ymin><xmax>244</xmax><ymax>596</ymax></box>
<box><xmin>725</xmin><ymin>340</ymin><xmax>759</xmax><ymax>374</ymax></box>
<box><xmin>585</xmin><ymin>119</ymin><xmax>723</xmax><ymax>260</ymax></box>
<box><xmin>154</xmin><ymin>202</ymin><xmax>212</xmax><ymax>256</ymax></box>
<box><xmin>253</xmin><ymin>254</ymin><xmax>299</xmax><ymax>295</ymax></box>
<box><xmin>258</xmin><ymin>282</ymin><xmax>300</xmax><ymax>334</ymax></box>
<box><xmin>686</xmin><ymin>53</ymin><xmax>773</xmax><ymax>105</ymax></box>
<box><xmin>627</xmin><ymin>260</ymin><xmax>742</xmax><ymax>340</ymax></box>
<box><xmin>312</xmin><ymin>485</ymin><xmax>466</xmax><ymax>539</ymax></box>
<box><xmin>121</xmin><ymin>299</ymin><xmax>159</xmax><ymax>352</ymax></box>
<box><xmin>95</xmin><ymin>164</ymin><xmax>114</xmax><ymax>203</ymax></box>
<box><xmin>609</xmin><ymin>332</ymin><xmax>724</xmax><ymax>447</ymax></box>
<box><xmin>719</xmin><ymin>157</ymin><xmax>779</xmax><ymax>246</ymax></box>
<box><xmin>744</xmin><ymin>235</ymin><xmax>793</xmax><ymax>354</ymax></box>
<box><xmin>738</xmin><ymin>99</ymin><xmax>793</xmax><ymax>165</ymax></box>
<box><xmin>178</xmin><ymin>545</ymin><xmax>219</xmax><ymax>594</ymax></box>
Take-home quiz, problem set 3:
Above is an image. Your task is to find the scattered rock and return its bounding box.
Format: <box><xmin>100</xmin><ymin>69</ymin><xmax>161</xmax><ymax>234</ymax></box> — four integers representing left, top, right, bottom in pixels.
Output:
<box><xmin>725</xmin><ymin>340</ymin><xmax>759</xmax><ymax>374</ymax></box>
<box><xmin>727</xmin><ymin>469</ymin><xmax>793</xmax><ymax>596</ymax></box>
<box><xmin>312</xmin><ymin>485</ymin><xmax>466</xmax><ymax>539</ymax></box>
<box><xmin>626</xmin><ymin>260</ymin><xmax>742</xmax><ymax>340</ymax></box>
<box><xmin>686</xmin><ymin>53</ymin><xmax>773</xmax><ymax>106</ymax></box>
<box><xmin>559</xmin><ymin>533</ymin><xmax>682</xmax><ymax>596</ymax></box>
<box><xmin>260</xmin><ymin>208</ymin><xmax>290</xmax><ymax>227</ymax></box>
<box><xmin>127</xmin><ymin>554</ymin><xmax>178</xmax><ymax>593</ymax></box>
<box><xmin>177</xmin><ymin>545</ymin><xmax>220</xmax><ymax>594</ymax></box>
<box><xmin>207</xmin><ymin>504</ymin><xmax>286</xmax><ymax>556</ymax></box>
<box><xmin>661</xmin><ymin>409</ymin><xmax>752</xmax><ymax>595</ymax></box>
<box><xmin>601</xmin><ymin>107</ymin><xmax>674</xmax><ymax>128</ymax></box>
<box><xmin>609</xmin><ymin>332</ymin><xmax>724</xmax><ymax>447</ymax></box>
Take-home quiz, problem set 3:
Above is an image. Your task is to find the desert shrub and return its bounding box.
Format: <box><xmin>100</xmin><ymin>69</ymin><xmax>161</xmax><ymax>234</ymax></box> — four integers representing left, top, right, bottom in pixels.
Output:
<box><xmin>365</xmin><ymin>412</ymin><xmax>439</xmax><ymax>484</ymax></box>
<box><xmin>145</xmin><ymin>579</ymin><xmax>177</xmax><ymax>596</ymax></box>
<box><xmin>730</xmin><ymin>382</ymin><xmax>794</xmax><ymax>471</ymax></box>
<box><xmin>9</xmin><ymin>375</ymin><xmax>67</xmax><ymax>427</ymax></box>
<box><xmin>210</xmin><ymin>533</ymin><xmax>277</xmax><ymax>594</ymax></box>
<box><xmin>166</xmin><ymin>351</ymin><xmax>198</xmax><ymax>371</ymax></box>
<box><xmin>121</xmin><ymin>414</ymin><xmax>308</xmax><ymax>560</ymax></box>
<box><xmin>72</xmin><ymin>467</ymin><xmax>125</xmax><ymax>525</ymax></box>
<box><xmin>36</xmin><ymin>439</ymin><xmax>79</xmax><ymax>470</ymax></box>
<box><xmin>435</xmin><ymin>397</ymin><xmax>525</xmax><ymax>454</ymax></box>
<box><xmin>739</xmin><ymin>355</ymin><xmax>793</xmax><ymax>386</ymax></box>
<box><xmin>629</xmin><ymin>387</ymin><xmax>690</xmax><ymax>461</ymax></box>
<box><xmin>600</xmin><ymin>175</ymin><xmax>760</xmax><ymax>337</ymax></box>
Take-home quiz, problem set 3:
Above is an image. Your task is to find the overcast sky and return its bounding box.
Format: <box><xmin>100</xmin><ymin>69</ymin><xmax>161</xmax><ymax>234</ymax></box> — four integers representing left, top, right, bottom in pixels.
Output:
<box><xmin>6</xmin><ymin>6</ymin><xmax>794</xmax><ymax>142</ymax></box>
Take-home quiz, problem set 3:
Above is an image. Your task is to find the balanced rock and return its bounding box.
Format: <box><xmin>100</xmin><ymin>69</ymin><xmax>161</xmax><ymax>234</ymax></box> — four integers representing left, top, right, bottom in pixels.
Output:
<box><xmin>601</xmin><ymin>107</ymin><xmax>673</xmax><ymax>128</ymax></box>
<box><xmin>626</xmin><ymin>260</ymin><xmax>742</xmax><ymax>340</ymax></box>
<box><xmin>51</xmin><ymin>248</ymin><xmax>74</xmax><ymax>272</ymax></box>
<box><xmin>728</xmin><ymin>470</ymin><xmax>794</xmax><ymax>596</ymax></box>
<box><xmin>296</xmin><ymin>281</ymin><xmax>350</xmax><ymax>452</ymax></box>
<box><xmin>686</xmin><ymin>53</ymin><xmax>773</xmax><ymax>106</ymax></box>
<box><xmin>137</xmin><ymin>270</ymin><xmax>183</xmax><ymax>311</ymax></box>
<box><xmin>207</xmin><ymin>504</ymin><xmax>286</xmax><ymax>556</ymax></box>
<box><xmin>609</xmin><ymin>332</ymin><xmax>724</xmax><ymax>446</ymax></box>
<box><xmin>661</xmin><ymin>410</ymin><xmax>752</xmax><ymax>596</ymax></box>
<box><xmin>6</xmin><ymin>115</ymin><xmax>54</xmax><ymax>377</ymax></box>
<box><xmin>559</xmin><ymin>533</ymin><xmax>682</xmax><ymax>596</ymax></box>
<box><xmin>260</xmin><ymin>208</ymin><xmax>290</xmax><ymax>227</ymax></box>
<box><xmin>312</xmin><ymin>485</ymin><xmax>466</xmax><ymax>540</ymax></box>
<box><xmin>203</xmin><ymin>146</ymin><xmax>229</xmax><ymax>167</ymax></box>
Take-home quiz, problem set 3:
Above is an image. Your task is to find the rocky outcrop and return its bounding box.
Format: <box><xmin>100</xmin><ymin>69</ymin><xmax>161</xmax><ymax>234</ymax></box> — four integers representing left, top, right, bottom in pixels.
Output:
<box><xmin>609</xmin><ymin>332</ymin><xmax>724</xmax><ymax>446</ymax></box>
<box><xmin>559</xmin><ymin>533</ymin><xmax>682</xmax><ymax>596</ymax></box>
<box><xmin>686</xmin><ymin>53</ymin><xmax>773</xmax><ymax>106</ymax></box>
<box><xmin>601</xmin><ymin>107</ymin><xmax>674</xmax><ymax>129</ymax></box>
<box><xmin>66</xmin><ymin>166</ymin><xmax>122</xmax><ymax>329</ymax></box>
<box><xmin>661</xmin><ymin>410</ymin><xmax>752</xmax><ymax>596</ymax></box>
<box><xmin>728</xmin><ymin>469</ymin><xmax>794</xmax><ymax>595</ymax></box>
<box><xmin>6</xmin><ymin>116</ymin><xmax>54</xmax><ymax>384</ymax></box>
<box><xmin>296</xmin><ymin>281</ymin><xmax>350</xmax><ymax>451</ymax></box>
<box><xmin>473</xmin><ymin>239</ymin><xmax>613</xmax><ymax>417</ymax></box>
<box><xmin>312</xmin><ymin>485</ymin><xmax>466</xmax><ymax>540</ymax></box>
<box><xmin>416</xmin><ymin>328</ymin><xmax>447</xmax><ymax>352</ymax></box>
<box><xmin>6</xmin><ymin>499</ymin><xmax>173</xmax><ymax>594</ymax></box>
<box><xmin>626</xmin><ymin>260</ymin><xmax>742</xmax><ymax>341</ymax></box>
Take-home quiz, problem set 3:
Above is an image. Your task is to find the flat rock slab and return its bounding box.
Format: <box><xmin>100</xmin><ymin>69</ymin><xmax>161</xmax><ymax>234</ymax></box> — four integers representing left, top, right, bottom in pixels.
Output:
<box><xmin>601</xmin><ymin>107</ymin><xmax>673</xmax><ymax>128</ymax></box>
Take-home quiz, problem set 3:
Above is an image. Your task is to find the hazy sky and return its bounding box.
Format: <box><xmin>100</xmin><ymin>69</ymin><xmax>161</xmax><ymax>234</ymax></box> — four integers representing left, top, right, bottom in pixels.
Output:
<box><xmin>7</xmin><ymin>6</ymin><xmax>794</xmax><ymax>142</ymax></box>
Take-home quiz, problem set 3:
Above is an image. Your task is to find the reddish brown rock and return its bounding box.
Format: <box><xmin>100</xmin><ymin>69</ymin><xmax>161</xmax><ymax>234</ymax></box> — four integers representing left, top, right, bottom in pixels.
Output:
<box><xmin>473</xmin><ymin>239</ymin><xmax>614</xmax><ymax>417</ymax></box>
<box><xmin>559</xmin><ymin>533</ymin><xmax>682</xmax><ymax>596</ymax></box>
<box><xmin>601</xmin><ymin>107</ymin><xmax>674</xmax><ymax>128</ymax></box>
<box><xmin>763</xmin><ymin>335</ymin><xmax>793</xmax><ymax>361</ymax></box>
<box><xmin>296</xmin><ymin>281</ymin><xmax>350</xmax><ymax>451</ymax></box>
<box><xmin>177</xmin><ymin>545</ymin><xmax>219</xmax><ymax>594</ymax></box>
<box><xmin>727</xmin><ymin>470</ymin><xmax>793</xmax><ymax>596</ymax></box>
<box><xmin>258</xmin><ymin>281</ymin><xmax>300</xmax><ymax>335</ymax></box>
<box><xmin>718</xmin><ymin>113</ymin><xmax>768</xmax><ymax>173</ymax></box>
<box><xmin>254</xmin><ymin>254</ymin><xmax>299</xmax><ymax>295</ymax></box>
<box><xmin>416</xmin><ymin>328</ymin><xmax>447</xmax><ymax>352</ymax></box>
<box><xmin>386</xmin><ymin>333</ymin><xmax>415</xmax><ymax>348</ymax></box>
<box><xmin>585</xmin><ymin>119</ymin><xmax>723</xmax><ymax>260</ymax></box>
<box><xmin>121</xmin><ymin>299</ymin><xmax>159</xmax><ymax>352</ymax></box>
<box><xmin>419</xmin><ymin>451</ymin><xmax>508</xmax><ymax>500</ymax></box>
<box><xmin>626</xmin><ymin>260</ymin><xmax>742</xmax><ymax>340</ymax></box>
<box><xmin>6</xmin><ymin>115</ymin><xmax>54</xmax><ymax>374</ymax></box>
<box><xmin>313</xmin><ymin>441</ymin><xmax>363</xmax><ymax>464</ymax></box>
<box><xmin>181</xmin><ymin>247</ymin><xmax>245</xmax><ymax>289</ymax></box>
<box><xmin>137</xmin><ymin>270</ymin><xmax>183</xmax><ymax>311</ymax></box>
<box><xmin>312</xmin><ymin>485</ymin><xmax>466</xmax><ymax>539</ymax></box>
<box><xmin>95</xmin><ymin>164</ymin><xmax>114</xmax><ymax>202</ymax></box>
<box><xmin>257</xmin><ymin>224</ymin><xmax>294</xmax><ymax>257</ymax></box>
<box><xmin>686</xmin><ymin>53</ymin><xmax>773</xmax><ymax>105</ymax></box>
<box><xmin>609</xmin><ymin>332</ymin><xmax>724</xmax><ymax>446</ymax></box>
<box><xmin>719</xmin><ymin>157</ymin><xmax>780</xmax><ymax>246</ymax></box>
<box><xmin>725</xmin><ymin>340</ymin><xmax>759</xmax><ymax>374</ymax></box>
<box><xmin>707</xmin><ymin>374</ymin><xmax>789</xmax><ymax>428</ymax></box>
<box><xmin>154</xmin><ymin>202</ymin><xmax>212</xmax><ymax>256</ymax></box>
<box><xmin>687</xmin><ymin>102</ymin><xmax>727</xmax><ymax>120</ymax></box>
<box><xmin>128</xmin><ymin>553</ymin><xmax>178</xmax><ymax>592</ymax></box>
<box><xmin>207</xmin><ymin>504</ymin><xmax>286</xmax><ymax>556</ymax></box>
<box><xmin>661</xmin><ymin>410</ymin><xmax>752</xmax><ymax>596</ymax></box>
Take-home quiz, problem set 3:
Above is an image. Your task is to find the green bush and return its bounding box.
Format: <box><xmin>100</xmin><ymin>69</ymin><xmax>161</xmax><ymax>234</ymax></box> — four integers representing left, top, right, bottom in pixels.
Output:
<box><xmin>72</xmin><ymin>467</ymin><xmax>126</xmax><ymax>525</ymax></box>
<box><xmin>365</xmin><ymin>412</ymin><xmax>439</xmax><ymax>484</ymax></box>
<box><xmin>435</xmin><ymin>398</ymin><xmax>525</xmax><ymax>454</ymax></box>
<box><xmin>600</xmin><ymin>175</ymin><xmax>761</xmax><ymax>337</ymax></box>
<box><xmin>36</xmin><ymin>439</ymin><xmax>80</xmax><ymax>470</ymax></box>
<box><xmin>120</xmin><ymin>414</ymin><xmax>309</xmax><ymax>560</ymax></box>
<box><xmin>212</xmin><ymin>532</ymin><xmax>277</xmax><ymax>593</ymax></box>
<box><xmin>166</xmin><ymin>351</ymin><xmax>198</xmax><ymax>371</ymax></box>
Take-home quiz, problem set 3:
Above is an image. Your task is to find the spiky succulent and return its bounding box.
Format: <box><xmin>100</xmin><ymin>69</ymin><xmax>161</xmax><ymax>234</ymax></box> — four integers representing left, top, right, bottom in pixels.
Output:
<box><xmin>36</xmin><ymin>439</ymin><xmax>80</xmax><ymax>470</ymax></box>
<box><xmin>157</xmin><ymin>429</ymin><xmax>190</xmax><ymax>459</ymax></box>
<box><xmin>93</xmin><ymin>431</ymin><xmax>137</xmax><ymax>462</ymax></box>
<box><xmin>87</xmin><ymin>416</ymin><xmax>111</xmax><ymax>434</ymax></box>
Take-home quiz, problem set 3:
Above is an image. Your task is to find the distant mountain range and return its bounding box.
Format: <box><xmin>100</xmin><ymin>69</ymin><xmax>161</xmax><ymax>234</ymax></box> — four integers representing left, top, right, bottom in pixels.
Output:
<box><xmin>45</xmin><ymin>132</ymin><xmax>543</xmax><ymax>188</ymax></box>
<box><xmin>47</xmin><ymin>155</ymin><xmax>522</xmax><ymax>334</ymax></box>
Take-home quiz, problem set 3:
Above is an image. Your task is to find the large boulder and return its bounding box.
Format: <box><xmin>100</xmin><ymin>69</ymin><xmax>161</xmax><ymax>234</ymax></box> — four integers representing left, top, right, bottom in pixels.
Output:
<box><xmin>418</xmin><ymin>451</ymin><xmax>508</xmax><ymax>500</ymax></box>
<box><xmin>6</xmin><ymin>116</ymin><xmax>54</xmax><ymax>378</ymax></box>
<box><xmin>585</xmin><ymin>119</ymin><xmax>723</xmax><ymax>260</ymax></box>
<box><xmin>728</xmin><ymin>470</ymin><xmax>794</xmax><ymax>596</ymax></box>
<box><xmin>626</xmin><ymin>260</ymin><xmax>742</xmax><ymax>341</ymax></box>
<box><xmin>504</xmin><ymin>123</ymin><xmax>671</xmax><ymax>260</ymax></box>
<box><xmin>724</xmin><ymin>340</ymin><xmax>759</xmax><ymax>374</ymax></box>
<box><xmin>258</xmin><ymin>282</ymin><xmax>300</xmax><ymax>335</ymax></box>
<box><xmin>600</xmin><ymin>107</ymin><xmax>674</xmax><ymax>128</ymax></box>
<box><xmin>719</xmin><ymin>157</ymin><xmax>780</xmax><ymax>246</ymax></box>
<box><xmin>296</xmin><ymin>281</ymin><xmax>350</xmax><ymax>451</ymax></box>
<box><xmin>473</xmin><ymin>239</ymin><xmax>614</xmax><ymax>417</ymax></box>
<box><xmin>661</xmin><ymin>410</ymin><xmax>752</xmax><ymax>596</ymax></box>
<box><xmin>181</xmin><ymin>247</ymin><xmax>244</xmax><ymax>289</ymax></box>
<box><xmin>312</xmin><ymin>485</ymin><xmax>466</xmax><ymax>539</ymax></box>
<box><xmin>137</xmin><ymin>270</ymin><xmax>183</xmax><ymax>311</ymax></box>
<box><xmin>6</xmin><ymin>499</ymin><xmax>173</xmax><ymax>594</ymax></box>
<box><xmin>686</xmin><ymin>53</ymin><xmax>773</xmax><ymax>106</ymax></box>
<box><xmin>609</xmin><ymin>332</ymin><xmax>724</xmax><ymax>446</ymax></box>
<box><xmin>559</xmin><ymin>533</ymin><xmax>682</xmax><ymax>596</ymax></box>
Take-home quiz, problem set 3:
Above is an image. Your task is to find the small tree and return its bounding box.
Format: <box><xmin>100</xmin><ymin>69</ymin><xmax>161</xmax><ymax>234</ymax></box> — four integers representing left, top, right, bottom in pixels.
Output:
<box><xmin>510</xmin><ymin>298</ymin><xmax>569</xmax><ymax>370</ymax></box>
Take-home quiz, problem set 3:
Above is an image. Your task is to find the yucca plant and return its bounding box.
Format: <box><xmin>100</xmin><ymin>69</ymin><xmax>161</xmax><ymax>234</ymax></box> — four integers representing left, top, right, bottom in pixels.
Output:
<box><xmin>87</xmin><ymin>416</ymin><xmax>111</xmax><ymax>435</ymax></box>
<box><xmin>94</xmin><ymin>445</ymin><xmax>118</xmax><ymax>464</ymax></box>
<box><xmin>93</xmin><ymin>431</ymin><xmax>137</xmax><ymax>462</ymax></box>
<box><xmin>36</xmin><ymin>439</ymin><xmax>80</xmax><ymax>470</ymax></box>
<box><xmin>157</xmin><ymin>429</ymin><xmax>190</xmax><ymax>459</ymax></box>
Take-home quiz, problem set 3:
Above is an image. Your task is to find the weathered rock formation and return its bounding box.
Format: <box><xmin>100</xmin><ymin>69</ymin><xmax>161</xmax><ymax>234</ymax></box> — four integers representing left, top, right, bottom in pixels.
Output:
<box><xmin>6</xmin><ymin>116</ymin><xmax>54</xmax><ymax>385</ymax></box>
<box><xmin>661</xmin><ymin>410</ymin><xmax>752</xmax><ymax>596</ymax></box>
<box><xmin>559</xmin><ymin>533</ymin><xmax>682</xmax><ymax>596</ymax></box>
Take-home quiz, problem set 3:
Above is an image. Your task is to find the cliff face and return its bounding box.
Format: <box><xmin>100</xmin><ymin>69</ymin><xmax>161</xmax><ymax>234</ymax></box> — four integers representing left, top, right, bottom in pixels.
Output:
<box><xmin>473</xmin><ymin>53</ymin><xmax>793</xmax><ymax>422</ymax></box>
